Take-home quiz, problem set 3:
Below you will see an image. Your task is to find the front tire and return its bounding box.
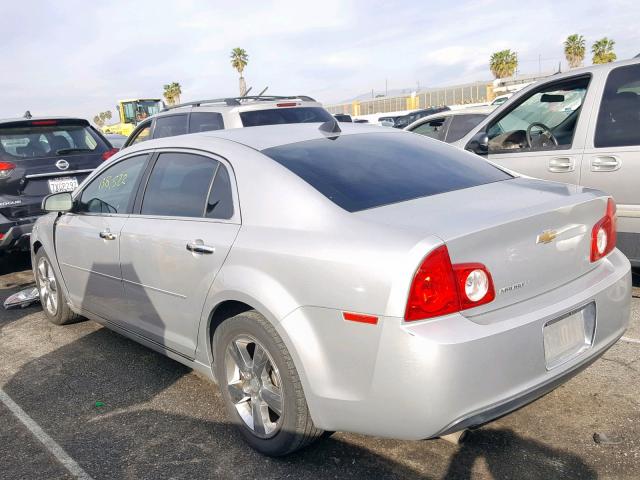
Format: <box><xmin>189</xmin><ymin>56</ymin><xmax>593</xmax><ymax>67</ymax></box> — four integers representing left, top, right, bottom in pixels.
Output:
<box><xmin>34</xmin><ymin>249</ymin><xmax>81</xmax><ymax>325</ymax></box>
<box><xmin>213</xmin><ymin>310</ymin><xmax>324</xmax><ymax>456</ymax></box>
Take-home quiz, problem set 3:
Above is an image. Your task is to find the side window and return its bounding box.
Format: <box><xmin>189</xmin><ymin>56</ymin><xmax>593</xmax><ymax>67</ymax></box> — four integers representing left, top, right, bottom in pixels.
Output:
<box><xmin>206</xmin><ymin>164</ymin><xmax>234</xmax><ymax>219</ymax></box>
<box><xmin>445</xmin><ymin>114</ymin><xmax>487</xmax><ymax>143</ymax></box>
<box><xmin>411</xmin><ymin>118</ymin><xmax>446</xmax><ymax>141</ymax></box>
<box><xmin>487</xmin><ymin>76</ymin><xmax>590</xmax><ymax>153</ymax></box>
<box><xmin>78</xmin><ymin>155</ymin><xmax>147</xmax><ymax>214</ymax></box>
<box><xmin>128</xmin><ymin>122</ymin><xmax>152</xmax><ymax>146</ymax></box>
<box><xmin>141</xmin><ymin>153</ymin><xmax>217</xmax><ymax>218</ymax></box>
<box><xmin>153</xmin><ymin>115</ymin><xmax>188</xmax><ymax>139</ymax></box>
<box><xmin>189</xmin><ymin>112</ymin><xmax>224</xmax><ymax>133</ymax></box>
<box><xmin>595</xmin><ymin>64</ymin><xmax>640</xmax><ymax>148</ymax></box>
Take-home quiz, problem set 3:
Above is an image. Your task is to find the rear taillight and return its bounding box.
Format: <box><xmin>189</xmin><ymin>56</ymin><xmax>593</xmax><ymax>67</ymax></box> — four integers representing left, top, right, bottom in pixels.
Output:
<box><xmin>31</xmin><ymin>120</ymin><xmax>58</xmax><ymax>126</ymax></box>
<box><xmin>276</xmin><ymin>102</ymin><xmax>298</xmax><ymax>107</ymax></box>
<box><xmin>591</xmin><ymin>198</ymin><xmax>616</xmax><ymax>262</ymax></box>
<box><xmin>405</xmin><ymin>245</ymin><xmax>495</xmax><ymax>322</ymax></box>
<box><xmin>0</xmin><ymin>161</ymin><xmax>16</xmax><ymax>179</ymax></box>
<box><xmin>102</xmin><ymin>148</ymin><xmax>119</xmax><ymax>161</ymax></box>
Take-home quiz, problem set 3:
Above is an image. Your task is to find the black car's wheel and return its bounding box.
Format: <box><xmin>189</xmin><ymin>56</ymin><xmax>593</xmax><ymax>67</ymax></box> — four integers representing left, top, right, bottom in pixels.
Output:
<box><xmin>34</xmin><ymin>249</ymin><xmax>81</xmax><ymax>325</ymax></box>
<box><xmin>213</xmin><ymin>310</ymin><xmax>325</xmax><ymax>456</ymax></box>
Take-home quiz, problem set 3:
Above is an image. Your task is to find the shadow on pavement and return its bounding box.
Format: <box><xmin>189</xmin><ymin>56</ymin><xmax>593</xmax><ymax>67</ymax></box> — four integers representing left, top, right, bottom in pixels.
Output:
<box><xmin>443</xmin><ymin>428</ymin><xmax>596</xmax><ymax>479</ymax></box>
<box><xmin>2</xmin><ymin>323</ymin><xmax>600</xmax><ymax>479</ymax></box>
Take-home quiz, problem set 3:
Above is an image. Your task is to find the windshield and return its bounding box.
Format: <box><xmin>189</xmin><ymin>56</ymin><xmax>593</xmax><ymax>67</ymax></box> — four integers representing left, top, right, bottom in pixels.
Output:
<box><xmin>240</xmin><ymin>107</ymin><xmax>333</xmax><ymax>127</ymax></box>
<box><xmin>0</xmin><ymin>123</ymin><xmax>103</xmax><ymax>159</ymax></box>
<box><xmin>262</xmin><ymin>132</ymin><xmax>511</xmax><ymax>212</ymax></box>
<box><xmin>122</xmin><ymin>100</ymin><xmax>163</xmax><ymax>124</ymax></box>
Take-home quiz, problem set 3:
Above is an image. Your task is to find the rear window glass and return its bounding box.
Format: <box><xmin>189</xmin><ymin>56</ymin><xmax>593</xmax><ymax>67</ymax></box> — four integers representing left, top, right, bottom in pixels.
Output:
<box><xmin>262</xmin><ymin>132</ymin><xmax>512</xmax><ymax>212</ymax></box>
<box><xmin>240</xmin><ymin>107</ymin><xmax>333</xmax><ymax>127</ymax></box>
<box><xmin>189</xmin><ymin>112</ymin><xmax>224</xmax><ymax>133</ymax></box>
<box><xmin>0</xmin><ymin>124</ymin><xmax>102</xmax><ymax>159</ymax></box>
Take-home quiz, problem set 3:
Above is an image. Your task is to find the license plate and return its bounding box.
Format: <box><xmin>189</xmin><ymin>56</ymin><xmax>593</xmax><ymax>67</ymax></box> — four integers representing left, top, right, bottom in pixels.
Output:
<box><xmin>543</xmin><ymin>305</ymin><xmax>594</xmax><ymax>369</ymax></box>
<box><xmin>48</xmin><ymin>177</ymin><xmax>78</xmax><ymax>193</ymax></box>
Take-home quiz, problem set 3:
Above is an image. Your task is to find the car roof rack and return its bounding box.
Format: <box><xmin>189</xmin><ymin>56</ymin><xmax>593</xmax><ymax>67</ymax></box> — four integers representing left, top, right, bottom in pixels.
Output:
<box><xmin>162</xmin><ymin>95</ymin><xmax>317</xmax><ymax>111</ymax></box>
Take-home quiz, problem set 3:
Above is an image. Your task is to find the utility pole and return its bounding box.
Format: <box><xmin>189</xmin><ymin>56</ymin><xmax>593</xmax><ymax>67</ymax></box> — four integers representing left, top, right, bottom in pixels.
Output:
<box><xmin>385</xmin><ymin>78</ymin><xmax>388</xmax><ymax>97</ymax></box>
<box><xmin>538</xmin><ymin>54</ymin><xmax>541</xmax><ymax>74</ymax></box>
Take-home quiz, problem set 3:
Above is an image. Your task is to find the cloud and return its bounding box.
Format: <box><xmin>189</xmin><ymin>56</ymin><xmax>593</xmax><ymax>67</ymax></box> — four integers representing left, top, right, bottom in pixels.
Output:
<box><xmin>0</xmin><ymin>0</ymin><xmax>638</xmax><ymax>119</ymax></box>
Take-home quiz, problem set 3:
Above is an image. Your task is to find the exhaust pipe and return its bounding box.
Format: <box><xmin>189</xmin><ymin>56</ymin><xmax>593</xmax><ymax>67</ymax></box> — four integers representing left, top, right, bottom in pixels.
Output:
<box><xmin>440</xmin><ymin>429</ymin><xmax>468</xmax><ymax>445</ymax></box>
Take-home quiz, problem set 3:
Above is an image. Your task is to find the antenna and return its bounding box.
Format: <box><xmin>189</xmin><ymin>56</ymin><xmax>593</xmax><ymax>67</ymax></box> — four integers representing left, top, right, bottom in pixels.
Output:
<box><xmin>318</xmin><ymin>118</ymin><xmax>341</xmax><ymax>136</ymax></box>
<box><xmin>257</xmin><ymin>86</ymin><xmax>269</xmax><ymax>96</ymax></box>
<box><xmin>23</xmin><ymin>110</ymin><xmax>32</xmax><ymax>119</ymax></box>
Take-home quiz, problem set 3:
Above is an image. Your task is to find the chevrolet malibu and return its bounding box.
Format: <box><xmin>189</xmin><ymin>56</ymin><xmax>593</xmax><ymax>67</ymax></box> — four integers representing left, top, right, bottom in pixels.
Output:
<box><xmin>31</xmin><ymin>122</ymin><xmax>631</xmax><ymax>456</ymax></box>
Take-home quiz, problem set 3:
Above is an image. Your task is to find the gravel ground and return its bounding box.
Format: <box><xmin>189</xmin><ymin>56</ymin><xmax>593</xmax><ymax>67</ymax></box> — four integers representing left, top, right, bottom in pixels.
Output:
<box><xmin>0</xmin><ymin>252</ymin><xmax>638</xmax><ymax>480</ymax></box>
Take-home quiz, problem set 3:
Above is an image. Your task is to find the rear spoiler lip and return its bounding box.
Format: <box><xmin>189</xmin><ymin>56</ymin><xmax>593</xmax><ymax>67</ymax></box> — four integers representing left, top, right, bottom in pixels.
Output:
<box><xmin>0</xmin><ymin>118</ymin><xmax>90</xmax><ymax>129</ymax></box>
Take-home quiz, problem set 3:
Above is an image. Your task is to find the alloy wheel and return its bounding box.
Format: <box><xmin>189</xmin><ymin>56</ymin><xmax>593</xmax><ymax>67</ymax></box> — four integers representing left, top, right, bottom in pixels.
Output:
<box><xmin>37</xmin><ymin>257</ymin><xmax>58</xmax><ymax>316</ymax></box>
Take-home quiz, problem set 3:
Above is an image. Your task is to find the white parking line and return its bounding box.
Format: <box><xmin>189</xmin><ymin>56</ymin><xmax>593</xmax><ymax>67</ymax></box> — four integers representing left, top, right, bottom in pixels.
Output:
<box><xmin>621</xmin><ymin>336</ymin><xmax>640</xmax><ymax>345</ymax></box>
<box><xmin>0</xmin><ymin>388</ymin><xmax>94</xmax><ymax>480</ymax></box>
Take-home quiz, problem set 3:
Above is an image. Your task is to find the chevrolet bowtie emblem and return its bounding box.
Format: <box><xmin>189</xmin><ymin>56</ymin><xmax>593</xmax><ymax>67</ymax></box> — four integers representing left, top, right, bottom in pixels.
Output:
<box><xmin>536</xmin><ymin>230</ymin><xmax>558</xmax><ymax>244</ymax></box>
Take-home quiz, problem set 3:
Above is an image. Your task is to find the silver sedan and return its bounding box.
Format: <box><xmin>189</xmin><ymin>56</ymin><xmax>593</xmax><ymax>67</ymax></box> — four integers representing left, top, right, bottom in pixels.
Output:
<box><xmin>31</xmin><ymin>122</ymin><xmax>631</xmax><ymax>456</ymax></box>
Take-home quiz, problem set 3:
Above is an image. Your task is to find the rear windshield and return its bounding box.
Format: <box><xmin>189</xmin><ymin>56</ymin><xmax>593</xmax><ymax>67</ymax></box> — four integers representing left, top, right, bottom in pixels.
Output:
<box><xmin>240</xmin><ymin>107</ymin><xmax>333</xmax><ymax>127</ymax></box>
<box><xmin>262</xmin><ymin>132</ymin><xmax>512</xmax><ymax>212</ymax></box>
<box><xmin>0</xmin><ymin>123</ymin><xmax>103</xmax><ymax>159</ymax></box>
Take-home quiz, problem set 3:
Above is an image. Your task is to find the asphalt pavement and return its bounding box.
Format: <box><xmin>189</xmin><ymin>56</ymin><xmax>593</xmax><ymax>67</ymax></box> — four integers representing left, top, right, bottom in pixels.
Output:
<box><xmin>0</xmin><ymin>252</ymin><xmax>638</xmax><ymax>479</ymax></box>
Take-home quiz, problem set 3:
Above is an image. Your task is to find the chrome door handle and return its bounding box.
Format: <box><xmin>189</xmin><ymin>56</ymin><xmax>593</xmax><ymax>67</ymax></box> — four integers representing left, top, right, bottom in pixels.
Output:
<box><xmin>99</xmin><ymin>230</ymin><xmax>116</xmax><ymax>240</ymax></box>
<box><xmin>591</xmin><ymin>156</ymin><xmax>621</xmax><ymax>172</ymax></box>
<box><xmin>548</xmin><ymin>157</ymin><xmax>575</xmax><ymax>172</ymax></box>
<box><xmin>186</xmin><ymin>240</ymin><xmax>215</xmax><ymax>254</ymax></box>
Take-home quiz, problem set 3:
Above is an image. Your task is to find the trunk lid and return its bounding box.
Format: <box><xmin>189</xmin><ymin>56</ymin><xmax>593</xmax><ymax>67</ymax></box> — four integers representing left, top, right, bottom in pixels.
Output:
<box><xmin>356</xmin><ymin>177</ymin><xmax>609</xmax><ymax>318</ymax></box>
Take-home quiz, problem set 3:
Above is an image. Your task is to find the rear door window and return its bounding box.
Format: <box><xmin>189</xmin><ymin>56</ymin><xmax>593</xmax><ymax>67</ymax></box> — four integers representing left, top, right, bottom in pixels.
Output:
<box><xmin>189</xmin><ymin>112</ymin><xmax>225</xmax><ymax>133</ymax></box>
<box><xmin>141</xmin><ymin>152</ymin><xmax>218</xmax><ymax>217</ymax></box>
<box><xmin>445</xmin><ymin>114</ymin><xmax>487</xmax><ymax>143</ymax></box>
<box><xmin>240</xmin><ymin>107</ymin><xmax>333</xmax><ymax>127</ymax></box>
<box><xmin>77</xmin><ymin>155</ymin><xmax>148</xmax><ymax>214</ymax></box>
<box><xmin>0</xmin><ymin>123</ymin><xmax>105</xmax><ymax>159</ymax></box>
<box><xmin>205</xmin><ymin>164</ymin><xmax>234</xmax><ymax>219</ymax></box>
<box><xmin>262</xmin><ymin>132</ymin><xmax>512</xmax><ymax>212</ymax></box>
<box><xmin>594</xmin><ymin>64</ymin><xmax>640</xmax><ymax>148</ymax></box>
<box><xmin>153</xmin><ymin>115</ymin><xmax>188</xmax><ymax>139</ymax></box>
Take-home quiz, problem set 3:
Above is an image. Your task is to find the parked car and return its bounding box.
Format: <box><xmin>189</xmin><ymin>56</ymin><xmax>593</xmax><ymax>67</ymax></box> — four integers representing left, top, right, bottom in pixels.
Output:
<box><xmin>458</xmin><ymin>58</ymin><xmax>640</xmax><ymax>266</ymax></box>
<box><xmin>353</xmin><ymin>119</ymin><xmax>369</xmax><ymax>123</ymax></box>
<box><xmin>378</xmin><ymin>115</ymin><xmax>404</xmax><ymax>127</ymax></box>
<box><xmin>490</xmin><ymin>94</ymin><xmax>513</xmax><ymax>107</ymax></box>
<box><xmin>394</xmin><ymin>106</ymin><xmax>451</xmax><ymax>129</ymax></box>
<box><xmin>0</xmin><ymin>117</ymin><xmax>117</xmax><ymax>252</ymax></box>
<box><xmin>33</xmin><ymin>122</ymin><xmax>630</xmax><ymax>456</ymax></box>
<box><xmin>333</xmin><ymin>114</ymin><xmax>353</xmax><ymax>122</ymax></box>
<box><xmin>405</xmin><ymin>109</ymin><xmax>488</xmax><ymax>143</ymax></box>
<box><xmin>104</xmin><ymin>133</ymin><xmax>127</xmax><ymax>149</ymax></box>
<box><xmin>123</xmin><ymin>95</ymin><xmax>333</xmax><ymax>148</ymax></box>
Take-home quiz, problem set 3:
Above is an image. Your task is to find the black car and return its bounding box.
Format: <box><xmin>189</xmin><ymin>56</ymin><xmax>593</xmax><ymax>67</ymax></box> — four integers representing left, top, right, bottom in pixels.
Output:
<box><xmin>0</xmin><ymin>117</ymin><xmax>116</xmax><ymax>252</ymax></box>
<box><xmin>393</xmin><ymin>106</ymin><xmax>451</xmax><ymax>129</ymax></box>
<box><xmin>333</xmin><ymin>114</ymin><xmax>353</xmax><ymax>122</ymax></box>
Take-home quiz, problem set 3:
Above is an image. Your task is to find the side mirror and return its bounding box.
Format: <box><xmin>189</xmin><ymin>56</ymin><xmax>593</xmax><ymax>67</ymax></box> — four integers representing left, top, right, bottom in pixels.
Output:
<box><xmin>466</xmin><ymin>132</ymin><xmax>489</xmax><ymax>155</ymax></box>
<box><xmin>42</xmin><ymin>192</ymin><xmax>73</xmax><ymax>212</ymax></box>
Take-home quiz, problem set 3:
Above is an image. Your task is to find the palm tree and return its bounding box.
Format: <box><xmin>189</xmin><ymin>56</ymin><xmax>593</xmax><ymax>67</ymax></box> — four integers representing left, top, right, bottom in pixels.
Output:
<box><xmin>163</xmin><ymin>82</ymin><xmax>182</xmax><ymax>106</ymax></box>
<box><xmin>592</xmin><ymin>38</ymin><xmax>617</xmax><ymax>64</ymax></box>
<box><xmin>230</xmin><ymin>48</ymin><xmax>249</xmax><ymax>96</ymax></box>
<box><xmin>489</xmin><ymin>50</ymin><xmax>518</xmax><ymax>79</ymax></box>
<box><xmin>564</xmin><ymin>34</ymin><xmax>586</xmax><ymax>68</ymax></box>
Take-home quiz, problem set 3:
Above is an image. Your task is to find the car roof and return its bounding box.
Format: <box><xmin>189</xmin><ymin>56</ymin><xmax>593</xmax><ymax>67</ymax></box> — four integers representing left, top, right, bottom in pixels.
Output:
<box><xmin>124</xmin><ymin>122</ymin><xmax>396</xmax><ymax>153</ymax></box>
<box><xmin>0</xmin><ymin>116</ymin><xmax>88</xmax><ymax>124</ymax></box>
<box><xmin>538</xmin><ymin>56</ymin><xmax>640</xmax><ymax>81</ymax></box>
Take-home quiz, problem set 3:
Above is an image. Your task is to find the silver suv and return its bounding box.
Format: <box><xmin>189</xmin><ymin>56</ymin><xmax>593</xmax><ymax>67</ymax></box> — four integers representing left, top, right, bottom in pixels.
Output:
<box><xmin>122</xmin><ymin>95</ymin><xmax>333</xmax><ymax>148</ymax></box>
<box><xmin>458</xmin><ymin>58</ymin><xmax>640</xmax><ymax>266</ymax></box>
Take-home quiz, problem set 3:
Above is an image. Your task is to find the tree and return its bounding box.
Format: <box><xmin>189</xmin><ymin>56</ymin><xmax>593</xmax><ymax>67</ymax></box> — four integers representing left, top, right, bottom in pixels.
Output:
<box><xmin>163</xmin><ymin>82</ymin><xmax>182</xmax><ymax>106</ymax></box>
<box><xmin>230</xmin><ymin>47</ymin><xmax>249</xmax><ymax>96</ymax></box>
<box><xmin>489</xmin><ymin>50</ymin><xmax>518</xmax><ymax>79</ymax></box>
<box><xmin>564</xmin><ymin>34</ymin><xmax>586</xmax><ymax>68</ymax></box>
<box><xmin>93</xmin><ymin>110</ymin><xmax>112</xmax><ymax>127</ymax></box>
<box><xmin>592</xmin><ymin>38</ymin><xmax>617</xmax><ymax>64</ymax></box>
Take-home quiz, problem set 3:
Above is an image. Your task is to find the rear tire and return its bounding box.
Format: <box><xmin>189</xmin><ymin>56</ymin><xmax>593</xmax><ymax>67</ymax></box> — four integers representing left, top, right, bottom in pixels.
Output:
<box><xmin>34</xmin><ymin>249</ymin><xmax>82</xmax><ymax>326</ymax></box>
<box><xmin>213</xmin><ymin>310</ymin><xmax>324</xmax><ymax>456</ymax></box>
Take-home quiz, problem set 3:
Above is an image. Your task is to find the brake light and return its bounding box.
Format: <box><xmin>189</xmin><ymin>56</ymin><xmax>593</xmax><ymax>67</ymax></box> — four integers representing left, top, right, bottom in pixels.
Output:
<box><xmin>591</xmin><ymin>198</ymin><xmax>616</xmax><ymax>262</ymax></box>
<box><xmin>405</xmin><ymin>245</ymin><xmax>495</xmax><ymax>321</ymax></box>
<box><xmin>0</xmin><ymin>161</ymin><xmax>16</xmax><ymax>179</ymax></box>
<box><xmin>31</xmin><ymin>120</ymin><xmax>58</xmax><ymax>126</ymax></box>
<box><xmin>276</xmin><ymin>102</ymin><xmax>298</xmax><ymax>107</ymax></box>
<box><xmin>102</xmin><ymin>148</ymin><xmax>119</xmax><ymax>161</ymax></box>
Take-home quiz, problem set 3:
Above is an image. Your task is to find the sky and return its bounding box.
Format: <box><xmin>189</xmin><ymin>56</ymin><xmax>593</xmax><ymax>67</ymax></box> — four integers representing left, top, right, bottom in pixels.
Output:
<box><xmin>1</xmin><ymin>0</ymin><xmax>639</xmax><ymax>120</ymax></box>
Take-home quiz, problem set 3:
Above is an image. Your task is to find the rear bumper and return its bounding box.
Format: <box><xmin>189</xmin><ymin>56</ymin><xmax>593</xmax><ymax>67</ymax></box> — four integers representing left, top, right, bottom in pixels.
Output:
<box><xmin>278</xmin><ymin>249</ymin><xmax>631</xmax><ymax>439</ymax></box>
<box><xmin>0</xmin><ymin>216</ymin><xmax>38</xmax><ymax>251</ymax></box>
